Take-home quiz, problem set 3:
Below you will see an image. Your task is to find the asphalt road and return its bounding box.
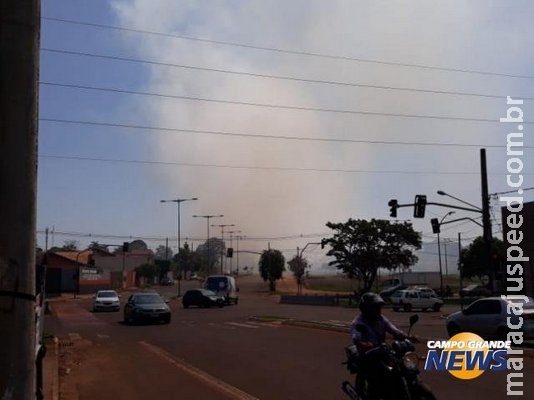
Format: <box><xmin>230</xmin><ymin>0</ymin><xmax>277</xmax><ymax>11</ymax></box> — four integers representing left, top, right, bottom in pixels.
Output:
<box><xmin>47</xmin><ymin>276</ymin><xmax>534</xmax><ymax>399</ymax></box>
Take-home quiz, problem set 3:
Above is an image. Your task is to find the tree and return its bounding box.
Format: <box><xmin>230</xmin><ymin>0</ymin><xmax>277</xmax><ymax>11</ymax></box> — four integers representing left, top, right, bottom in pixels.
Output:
<box><xmin>129</xmin><ymin>239</ymin><xmax>148</xmax><ymax>251</ymax></box>
<box><xmin>259</xmin><ymin>249</ymin><xmax>285</xmax><ymax>292</ymax></box>
<box><xmin>154</xmin><ymin>244</ymin><xmax>173</xmax><ymax>260</ymax></box>
<box><xmin>287</xmin><ymin>255</ymin><xmax>309</xmax><ymax>280</ymax></box>
<box><xmin>173</xmin><ymin>242</ymin><xmax>203</xmax><ymax>276</ymax></box>
<box><xmin>288</xmin><ymin>255</ymin><xmax>309</xmax><ymax>294</ymax></box>
<box><xmin>89</xmin><ymin>241</ymin><xmax>109</xmax><ymax>252</ymax></box>
<box><xmin>154</xmin><ymin>260</ymin><xmax>171</xmax><ymax>279</ymax></box>
<box><xmin>322</xmin><ymin>219</ymin><xmax>421</xmax><ymax>293</ymax></box>
<box><xmin>196</xmin><ymin>237</ymin><xmax>225</xmax><ymax>272</ymax></box>
<box><xmin>460</xmin><ymin>236</ymin><xmax>505</xmax><ymax>280</ymax></box>
<box><xmin>135</xmin><ymin>263</ymin><xmax>158</xmax><ymax>281</ymax></box>
<box><xmin>49</xmin><ymin>240</ymin><xmax>79</xmax><ymax>252</ymax></box>
<box><xmin>112</xmin><ymin>239</ymin><xmax>148</xmax><ymax>255</ymax></box>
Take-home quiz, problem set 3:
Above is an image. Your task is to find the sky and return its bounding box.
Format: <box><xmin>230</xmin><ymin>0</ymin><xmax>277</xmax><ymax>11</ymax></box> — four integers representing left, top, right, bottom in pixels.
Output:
<box><xmin>38</xmin><ymin>0</ymin><xmax>534</xmax><ymax>273</ymax></box>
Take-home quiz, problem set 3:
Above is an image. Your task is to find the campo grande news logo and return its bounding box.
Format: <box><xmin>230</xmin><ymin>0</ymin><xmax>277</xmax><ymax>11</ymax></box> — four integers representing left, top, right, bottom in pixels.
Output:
<box><xmin>424</xmin><ymin>333</ymin><xmax>510</xmax><ymax>380</ymax></box>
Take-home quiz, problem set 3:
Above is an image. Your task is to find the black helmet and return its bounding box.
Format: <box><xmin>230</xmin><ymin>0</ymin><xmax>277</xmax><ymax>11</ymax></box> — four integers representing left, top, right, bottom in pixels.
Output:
<box><xmin>359</xmin><ymin>292</ymin><xmax>385</xmax><ymax>316</ymax></box>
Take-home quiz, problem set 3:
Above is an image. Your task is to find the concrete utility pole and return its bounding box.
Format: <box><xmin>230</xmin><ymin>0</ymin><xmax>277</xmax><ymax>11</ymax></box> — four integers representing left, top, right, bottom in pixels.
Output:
<box><xmin>0</xmin><ymin>1</ymin><xmax>40</xmax><ymax>399</ymax></box>
<box><xmin>480</xmin><ymin>149</ymin><xmax>493</xmax><ymax>292</ymax></box>
<box><xmin>211</xmin><ymin>224</ymin><xmax>235</xmax><ymax>274</ymax></box>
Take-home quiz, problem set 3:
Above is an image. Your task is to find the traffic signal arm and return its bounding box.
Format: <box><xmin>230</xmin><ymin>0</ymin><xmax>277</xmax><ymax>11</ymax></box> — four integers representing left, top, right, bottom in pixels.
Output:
<box><xmin>440</xmin><ymin>216</ymin><xmax>483</xmax><ymax>227</ymax></box>
<box><xmin>425</xmin><ymin>202</ymin><xmax>482</xmax><ymax>214</ymax></box>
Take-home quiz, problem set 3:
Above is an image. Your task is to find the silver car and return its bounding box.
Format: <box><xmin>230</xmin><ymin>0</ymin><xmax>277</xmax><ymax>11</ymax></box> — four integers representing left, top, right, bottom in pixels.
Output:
<box><xmin>446</xmin><ymin>297</ymin><xmax>534</xmax><ymax>339</ymax></box>
<box><xmin>93</xmin><ymin>290</ymin><xmax>120</xmax><ymax>312</ymax></box>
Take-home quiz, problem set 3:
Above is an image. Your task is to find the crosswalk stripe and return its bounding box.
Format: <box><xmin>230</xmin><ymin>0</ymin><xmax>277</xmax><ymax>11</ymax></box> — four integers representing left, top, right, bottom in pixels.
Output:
<box><xmin>226</xmin><ymin>322</ymin><xmax>259</xmax><ymax>329</ymax></box>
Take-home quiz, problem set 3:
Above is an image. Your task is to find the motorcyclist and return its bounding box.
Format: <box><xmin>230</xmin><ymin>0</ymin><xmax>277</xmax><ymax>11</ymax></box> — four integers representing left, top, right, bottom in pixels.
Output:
<box><xmin>350</xmin><ymin>292</ymin><xmax>409</xmax><ymax>351</ymax></box>
<box><xmin>349</xmin><ymin>292</ymin><xmax>411</xmax><ymax>399</ymax></box>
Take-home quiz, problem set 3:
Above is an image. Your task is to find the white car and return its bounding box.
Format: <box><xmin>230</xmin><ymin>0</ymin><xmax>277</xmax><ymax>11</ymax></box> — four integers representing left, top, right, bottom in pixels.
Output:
<box><xmin>446</xmin><ymin>297</ymin><xmax>534</xmax><ymax>339</ymax></box>
<box><xmin>93</xmin><ymin>290</ymin><xmax>120</xmax><ymax>312</ymax></box>
<box><xmin>409</xmin><ymin>286</ymin><xmax>438</xmax><ymax>298</ymax></box>
<box><xmin>390</xmin><ymin>289</ymin><xmax>443</xmax><ymax>312</ymax></box>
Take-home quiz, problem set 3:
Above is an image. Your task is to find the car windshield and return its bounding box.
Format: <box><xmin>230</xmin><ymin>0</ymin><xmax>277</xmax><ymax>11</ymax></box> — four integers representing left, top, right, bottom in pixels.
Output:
<box><xmin>206</xmin><ymin>277</ymin><xmax>228</xmax><ymax>290</ymax></box>
<box><xmin>97</xmin><ymin>291</ymin><xmax>117</xmax><ymax>298</ymax></box>
<box><xmin>135</xmin><ymin>294</ymin><xmax>164</xmax><ymax>304</ymax></box>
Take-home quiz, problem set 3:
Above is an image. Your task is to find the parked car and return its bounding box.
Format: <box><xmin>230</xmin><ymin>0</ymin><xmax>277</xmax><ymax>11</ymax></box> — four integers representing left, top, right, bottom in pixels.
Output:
<box><xmin>189</xmin><ymin>273</ymin><xmax>202</xmax><ymax>281</ymax></box>
<box><xmin>390</xmin><ymin>289</ymin><xmax>444</xmax><ymax>312</ymax></box>
<box><xmin>160</xmin><ymin>277</ymin><xmax>174</xmax><ymax>286</ymax></box>
<box><xmin>182</xmin><ymin>289</ymin><xmax>225</xmax><ymax>308</ymax></box>
<box><xmin>123</xmin><ymin>292</ymin><xmax>171</xmax><ymax>324</ymax></box>
<box><xmin>459</xmin><ymin>284</ymin><xmax>491</xmax><ymax>298</ymax></box>
<box><xmin>408</xmin><ymin>286</ymin><xmax>439</xmax><ymax>298</ymax></box>
<box><xmin>92</xmin><ymin>290</ymin><xmax>120</xmax><ymax>312</ymax></box>
<box><xmin>446</xmin><ymin>297</ymin><xmax>534</xmax><ymax>339</ymax></box>
<box><xmin>379</xmin><ymin>284</ymin><xmax>407</xmax><ymax>303</ymax></box>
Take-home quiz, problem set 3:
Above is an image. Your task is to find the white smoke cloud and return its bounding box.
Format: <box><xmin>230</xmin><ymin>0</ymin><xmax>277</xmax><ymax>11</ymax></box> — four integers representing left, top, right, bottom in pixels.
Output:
<box><xmin>109</xmin><ymin>0</ymin><xmax>534</xmax><ymax>268</ymax></box>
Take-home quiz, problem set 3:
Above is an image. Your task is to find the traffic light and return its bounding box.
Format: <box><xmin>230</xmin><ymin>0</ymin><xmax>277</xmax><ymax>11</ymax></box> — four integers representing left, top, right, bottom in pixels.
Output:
<box><xmin>413</xmin><ymin>195</ymin><xmax>427</xmax><ymax>218</ymax></box>
<box><xmin>122</xmin><ymin>242</ymin><xmax>129</xmax><ymax>252</ymax></box>
<box><xmin>227</xmin><ymin>248</ymin><xmax>234</xmax><ymax>258</ymax></box>
<box><xmin>430</xmin><ymin>218</ymin><xmax>440</xmax><ymax>234</ymax></box>
<box><xmin>388</xmin><ymin>199</ymin><xmax>398</xmax><ymax>218</ymax></box>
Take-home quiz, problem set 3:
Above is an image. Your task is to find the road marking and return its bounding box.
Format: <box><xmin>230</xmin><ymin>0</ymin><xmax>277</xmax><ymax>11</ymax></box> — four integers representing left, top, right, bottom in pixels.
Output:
<box><xmin>226</xmin><ymin>322</ymin><xmax>259</xmax><ymax>329</ymax></box>
<box><xmin>246</xmin><ymin>321</ymin><xmax>280</xmax><ymax>328</ymax></box>
<box><xmin>139</xmin><ymin>341</ymin><xmax>260</xmax><ymax>400</ymax></box>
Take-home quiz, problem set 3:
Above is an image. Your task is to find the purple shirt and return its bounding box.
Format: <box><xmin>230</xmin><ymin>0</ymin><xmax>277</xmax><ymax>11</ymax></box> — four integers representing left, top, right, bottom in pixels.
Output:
<box><xmin>350</xmin><ymin>314</ymin><xmax>405</xmax><ymax>345</ymax></box>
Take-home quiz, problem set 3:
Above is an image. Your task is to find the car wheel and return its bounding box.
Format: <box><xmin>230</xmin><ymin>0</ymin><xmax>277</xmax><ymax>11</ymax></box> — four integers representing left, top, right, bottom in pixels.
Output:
<box><xmin>422</xmin><ymin>308</ymin><xmax>428</xmax><ymax>312</ymax></box>
<box><xmin>234</xmin><ymin>298</ymin><xmax>239</xmax><ymax>305</ymax></box>
<box><xmin>403</xmin><ymin>303</ymin><xmax>412</xmax><ymax>312</ymax></box>
<box><xmin>447</xmin><ymin>322</ymin><xmax>460</xmax><ymax>337</ymax></box>
<box><xmin>432</xmin><ymin>303</ymin><xmax>441</xmax><ymax>312</ymax></box>
<box><xmin>392</xmin><ymin>307</ymin><xmax>399</xmax><ymax>312</ymax></box>
<box><xmin>183</xmin><ymin>303</ymin><xmax>189</xmax><ymax>309</ymax></box>
<box><xmin>163</xmin><ymin>316</ymin><xmax>171</xmax><ymax>324</ymax></box>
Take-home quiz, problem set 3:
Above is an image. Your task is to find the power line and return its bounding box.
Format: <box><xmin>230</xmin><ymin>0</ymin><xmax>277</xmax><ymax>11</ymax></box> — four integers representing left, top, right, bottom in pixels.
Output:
<box><xmin>36</xmin><ymin>229</ymin><xmax>330</xmax><ymax>242</ymax></box>
<box><xmin>40</xmin><ymin>82</ymin><xmax>534</xmax><ymax>124</ymax></box>
<box><xmin>40</xmin><ymin>118</ymin><xmax>532</xmax><ymax>149</ymax></box>
<box><xmin>39</xmin><ymin>154</ymin><xmax>534</xmax><ymax>175</ymax></box>
<box><xmin>40</xmin><ymin>48</ymin><xmax>534</xmax><ymax>101</ymax></box>
<box><xmin>42</xmin><ymin>16</ymin><xmax>534</xmax><ymax>80</ymax></box>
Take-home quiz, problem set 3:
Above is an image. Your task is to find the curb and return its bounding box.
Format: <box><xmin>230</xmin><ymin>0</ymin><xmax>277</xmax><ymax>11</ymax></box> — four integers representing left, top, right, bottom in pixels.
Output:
<box><xmin>52</xmin><ymin>337</ymin><xmax>59</xmax><ymax>400</ymax></box>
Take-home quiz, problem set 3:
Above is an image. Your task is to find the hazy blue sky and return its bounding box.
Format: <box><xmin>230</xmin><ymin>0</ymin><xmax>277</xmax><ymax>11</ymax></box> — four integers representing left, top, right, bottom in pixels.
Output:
<box><xmin>38</xmin><ymin>0</ymin><xmax>534</xmax><ymax>272</ymax></box>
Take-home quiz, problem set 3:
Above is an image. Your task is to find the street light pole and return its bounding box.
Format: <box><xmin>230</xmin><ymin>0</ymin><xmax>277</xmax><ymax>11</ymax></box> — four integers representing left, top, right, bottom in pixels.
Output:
<box><xmin>227</xmin><ymin>230</ymin><xmax>241</xmax><ymax>275</ymax></box>
<box><xmin>211</xmin><ymin>224</ymin><xmax>235</xmax><ymax>274</ymax></box>
<box><xmin>193</xmin><ymin>214</ymin><xmax>223</xmax><ymax>272</ymax></box>
<box><xmin>437</xmin><ymin>211</ymin><xmax>455</xmax><ymax>296</ymax></box>
<box><xmin>443</xmin><ymin>239</ymin><xmax>451</xmax><ymax>276</ymax></box>
<box><xmin>235</xmin><ymin>235</ymin><xmax>245</xmax><ymax>276</ymax></box>
<box><xmin>160</xmin><ymin>197</ymin><xmax>198</xmax><ymax>258</ymax></box>
<box><xmin>161</xmin><ymin>198</ymin><xmax>198</xmax><ymax>289</ymax></box>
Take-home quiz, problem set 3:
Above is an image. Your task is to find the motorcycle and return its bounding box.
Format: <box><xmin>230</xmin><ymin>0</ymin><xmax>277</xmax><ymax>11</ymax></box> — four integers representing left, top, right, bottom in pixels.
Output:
<box><xmin>341</xmin><ymin>314</ymin><xmax>436</xmax><ymax>400</ymax></box>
